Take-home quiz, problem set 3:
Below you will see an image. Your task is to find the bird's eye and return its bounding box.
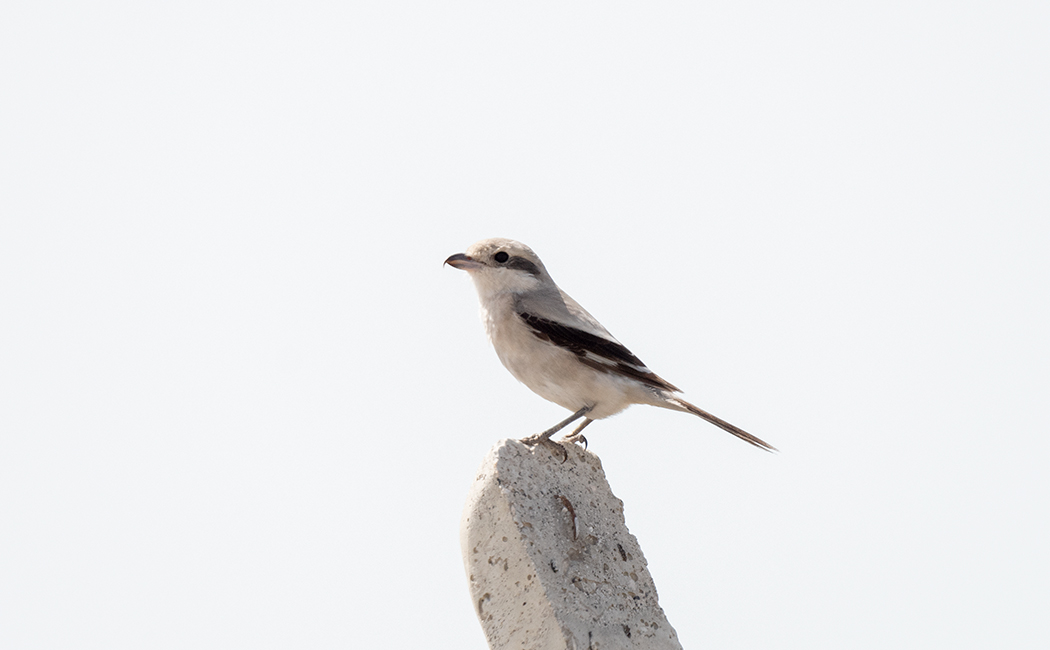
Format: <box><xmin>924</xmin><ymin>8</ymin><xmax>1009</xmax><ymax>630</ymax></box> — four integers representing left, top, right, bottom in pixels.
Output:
<box><xmin>494</xmin><ymin>251</ymin><xmax>509</xmax><ymax>263</ymax></box>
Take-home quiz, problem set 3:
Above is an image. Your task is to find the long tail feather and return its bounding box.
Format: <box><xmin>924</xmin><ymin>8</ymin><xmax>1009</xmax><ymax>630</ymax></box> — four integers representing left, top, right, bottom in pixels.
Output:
<box><xmin>667</xmin><ymin>397</ymin><xmax>777</xmax><ymax>452</ymax></box>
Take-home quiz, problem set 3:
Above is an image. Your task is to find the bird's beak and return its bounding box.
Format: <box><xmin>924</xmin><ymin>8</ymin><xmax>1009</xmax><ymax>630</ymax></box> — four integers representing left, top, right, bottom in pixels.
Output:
<box><xmin>444</xmin><ymin>253</ymin><xmax>482</xmax><ymax>271</ymax></box>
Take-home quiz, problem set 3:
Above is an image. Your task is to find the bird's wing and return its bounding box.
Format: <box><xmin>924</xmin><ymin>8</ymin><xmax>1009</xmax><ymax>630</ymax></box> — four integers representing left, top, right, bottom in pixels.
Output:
<box><xmin>516</xmin><ymin>311</ymin><xmax>681</xmax><ymax>393</ymax></box>
<box><xmin>555</xmin><ymin>288</ymin><xmax>617</xmax><ymax>339</ymax></box>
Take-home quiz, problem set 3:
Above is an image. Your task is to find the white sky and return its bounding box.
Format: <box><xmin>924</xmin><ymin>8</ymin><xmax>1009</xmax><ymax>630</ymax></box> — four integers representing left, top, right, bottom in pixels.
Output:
<box><xmin>2</xmin><ymin>2</ymin><xmax>1048</xmax><ymax>648</ymax></box>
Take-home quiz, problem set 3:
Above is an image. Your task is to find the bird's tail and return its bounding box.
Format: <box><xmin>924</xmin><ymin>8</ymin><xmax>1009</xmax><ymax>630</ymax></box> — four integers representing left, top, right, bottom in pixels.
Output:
<box><xmin>662</xmin><ymin>396</ymin><xmax>777</xmax><ymax>452</ymax></box>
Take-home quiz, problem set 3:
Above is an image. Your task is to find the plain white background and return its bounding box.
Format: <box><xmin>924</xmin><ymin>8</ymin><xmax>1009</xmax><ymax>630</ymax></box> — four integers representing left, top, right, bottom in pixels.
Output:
<box><xmin>2</xmin><ymin>2</ymin><xmax>1048</xmax><ymax>648</ymax></box>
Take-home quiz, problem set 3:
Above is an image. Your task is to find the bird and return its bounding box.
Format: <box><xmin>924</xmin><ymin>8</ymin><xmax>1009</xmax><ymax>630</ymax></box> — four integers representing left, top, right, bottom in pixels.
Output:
<box><xmin>444</xmin><ymin>237</ymin><xmax>775</xmax><ymax>454</ymax></box>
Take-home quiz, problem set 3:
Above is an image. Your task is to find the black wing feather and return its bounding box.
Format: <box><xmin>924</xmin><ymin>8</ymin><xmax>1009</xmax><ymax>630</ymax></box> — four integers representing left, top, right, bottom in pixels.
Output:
<box><xmin>518</xmin><ymin>312</ymin><xmax>680</xmax><ymax>392</ymax></box>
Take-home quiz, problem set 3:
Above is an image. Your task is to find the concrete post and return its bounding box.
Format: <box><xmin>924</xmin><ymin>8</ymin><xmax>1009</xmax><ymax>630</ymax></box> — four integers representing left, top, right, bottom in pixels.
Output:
<box><xmin>461</xmin><ymin>439</ymin><xmax>683</xmax><ymax>650</ymax></box>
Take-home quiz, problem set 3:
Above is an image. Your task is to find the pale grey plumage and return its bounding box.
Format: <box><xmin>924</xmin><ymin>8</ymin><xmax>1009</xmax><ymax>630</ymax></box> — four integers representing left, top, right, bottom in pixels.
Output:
<box><xmin>445</xmin><ymin>237</ymin><xmax>775</xmax><ymax>452</ymax></box>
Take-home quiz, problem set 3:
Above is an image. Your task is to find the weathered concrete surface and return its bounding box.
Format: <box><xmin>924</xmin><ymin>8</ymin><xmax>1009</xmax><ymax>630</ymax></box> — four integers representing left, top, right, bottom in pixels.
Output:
<box><xmin>461</xmin><ymin>439</ymin><xmax>683</xmax><ymax>650</ymax></box>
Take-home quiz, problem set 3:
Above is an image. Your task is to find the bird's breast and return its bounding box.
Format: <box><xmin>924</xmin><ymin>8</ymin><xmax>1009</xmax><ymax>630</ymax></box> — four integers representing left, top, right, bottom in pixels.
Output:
<box><xmin>479</xmin><ymin>299</ymin><xmax>640</xmax><ymax>419</ymax></box>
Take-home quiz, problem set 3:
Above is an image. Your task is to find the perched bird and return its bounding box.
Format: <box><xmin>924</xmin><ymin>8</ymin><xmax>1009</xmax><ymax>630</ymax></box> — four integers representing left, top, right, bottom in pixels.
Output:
<box><xmin>445</xmin><ymin>237</ymin><xmax>775</xmax><ymax>453</ymax></box>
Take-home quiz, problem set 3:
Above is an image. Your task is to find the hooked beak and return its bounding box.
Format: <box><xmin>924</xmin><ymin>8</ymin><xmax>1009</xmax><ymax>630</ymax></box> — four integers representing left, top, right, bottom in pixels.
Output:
<box><xmin>444</xmin><ymin>253</ymin><xmax>482</xmax><ymax>271</ymax></box>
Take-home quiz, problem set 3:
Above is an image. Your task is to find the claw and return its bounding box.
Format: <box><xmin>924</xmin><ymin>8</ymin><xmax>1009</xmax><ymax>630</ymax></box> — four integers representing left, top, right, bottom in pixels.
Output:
<box><xmin>560</xmin><ymin>418</ymin><xmax>592</xmax><ymax>450</ymax></box>
<box><xmin>564</xmin><ymin>433</ymin><xmax>588</xmax><ymax>450</ymax></box>
<box><xmin>521</xmin><ymin>435</ymin><xmax>569</xmax><ymax>462</ymax></box>
<box><xmin>518</xmin><ymin>406</ymin><xmax>591</xmax><ymax>463</ymax></box>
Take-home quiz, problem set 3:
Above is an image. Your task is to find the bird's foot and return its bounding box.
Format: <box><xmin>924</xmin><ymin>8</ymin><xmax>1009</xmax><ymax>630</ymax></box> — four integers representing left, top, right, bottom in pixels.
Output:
<box><xmin>519</xmin><ymin>433</ymin><xmax>569</xmax><ymax>462</ymax></box>
<box><xmin>561</xmin><ymin>432</ymin><xmax>588</xmax><ymax>450</ymax></box>
<box><xmin>559</xmin><ymin>418</ymin><xmax>593</xmax><ymax>450</ymax></box>
<box><xmin>519</xmin><ymin>408</ymin><xmax>592</xmax><ymax>463</ymax></box>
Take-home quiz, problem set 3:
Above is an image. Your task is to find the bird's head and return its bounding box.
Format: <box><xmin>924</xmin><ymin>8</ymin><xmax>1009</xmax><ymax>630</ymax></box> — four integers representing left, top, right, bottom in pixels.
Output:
<box><xmin>445</xmin><ymin>238</ymin><xmax>552</xmax><ymax>297</ymax></box>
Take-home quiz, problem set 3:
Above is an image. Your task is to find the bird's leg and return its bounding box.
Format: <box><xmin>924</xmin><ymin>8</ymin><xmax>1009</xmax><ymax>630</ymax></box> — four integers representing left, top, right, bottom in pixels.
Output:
<box><xmin>561</xmin><ymin>418</ymin><xmax>593</xmax><ymax>449</ymax></box>
<box><xmin>520</xmin><ymin>406</ymin><xmax>591</xmax><ymax>459</ymax></box>
<box><xmin>522</xmin><ymin>406</ymin><xmax>592</xmax><ymax>443</ymax></box>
